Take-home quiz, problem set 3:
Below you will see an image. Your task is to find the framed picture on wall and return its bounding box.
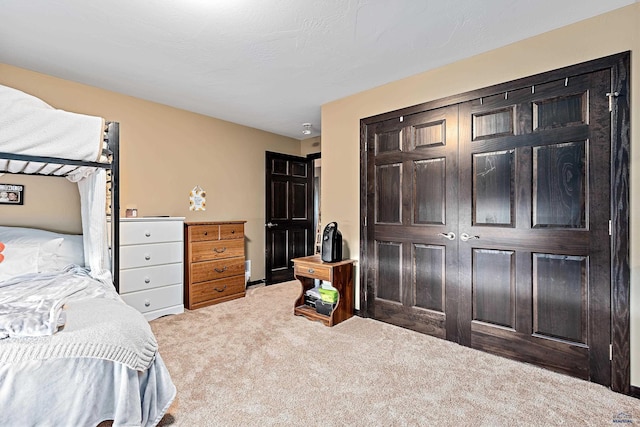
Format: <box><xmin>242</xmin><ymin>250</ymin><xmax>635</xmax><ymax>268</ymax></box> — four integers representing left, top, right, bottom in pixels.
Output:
<box><xmin>0</xmin><ymin>183</ymin><xmax>24</xmax><ymax>205</ymax></box>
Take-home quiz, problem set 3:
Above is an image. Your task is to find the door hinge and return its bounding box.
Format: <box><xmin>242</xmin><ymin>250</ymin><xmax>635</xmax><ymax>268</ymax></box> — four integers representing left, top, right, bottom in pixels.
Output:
<box><xmin>610</xmin><ymin>344</ymin><xmax>613</xmax><ymax>361</ymax></box>
<box><xmin>364</xmin><ymin>141</ymin><xmax>368</xmax><ymax>151</ymax></box>
<box><xmin>609</xmin><ymin>220</ymin><xmax>612</xmax><ymax>236</ymax></box>
<box><xmin>364</xmin><ymin>216</ymin><xmax>367</xmax><ymax>227</ymax></box>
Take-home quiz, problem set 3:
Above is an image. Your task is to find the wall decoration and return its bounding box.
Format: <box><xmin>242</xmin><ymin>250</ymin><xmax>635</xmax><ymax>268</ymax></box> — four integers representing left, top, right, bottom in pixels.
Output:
<box><xmin>0</xmin><ymin>183</ymin><xmax>24</xmax><ymax>205</ymax></box>
<box><xmin>189</xmin><ymin>185</ymin><xmax>206</xmax><ymax>211</ymax></box>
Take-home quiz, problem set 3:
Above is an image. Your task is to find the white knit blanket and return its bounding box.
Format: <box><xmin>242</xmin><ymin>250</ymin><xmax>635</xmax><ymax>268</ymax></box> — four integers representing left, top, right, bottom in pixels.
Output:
<box><xmin>0</xmin><ymin>269</ymin><xmax>157</xmax><ymax>371</ymax></box>
<box><xmin>0</xmin><ymin>84</ymin><xmax>105</xmax><ymax>163</ymax></box>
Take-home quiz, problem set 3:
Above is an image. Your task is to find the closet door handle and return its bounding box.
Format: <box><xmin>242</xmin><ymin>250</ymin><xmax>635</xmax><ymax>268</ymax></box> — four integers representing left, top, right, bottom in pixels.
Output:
<box><xmin>213</xmin><ymin>247</ymin><xmax>227</xmax><ymax>253</ymax></box>
<box><xmin>438</xmin><ymin>232</ymin><xmax>456</xmax><ymax>241</ymax></box>
<box><xmin>460</xmin><ymin>233</ymin><xmax>479</xmax><ymax>242</ymax></box>
<box><xmin>214</xmin><ymin>266</ymin><xmax>228</xmax><ymax>273</ymax></box>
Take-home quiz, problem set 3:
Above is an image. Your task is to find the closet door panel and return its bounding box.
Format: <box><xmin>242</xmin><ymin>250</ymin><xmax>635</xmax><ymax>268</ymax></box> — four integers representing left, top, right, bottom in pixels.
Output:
<box><xmin>458</xmin><ymin>69</ymin><xmax>611</xmax><ymax>383</ymax></box>
<box><xmin>472</xmin><ymin>150</ymin><xmax>514</xmax><ymax>226</ymax></box>
<box><xmin>533</xmin><ymin>141</ymin><xmax>586</xmax><ymax>228</ymax></box>
<box><xmin>472</xmin><ymin>249</ymin><xmax>515</xmax><ymax>328</ymax></box>
<box><xmin>375</xmin><ymin>163</ymin><xmax>402</xmax><ymax>224</ymax></box>
<box><xmin>367</xmin><ymin>106</ymin><xmax>459</xmax><ymax>342</ymax></box>
<box><xmin>413</xmin><ymin>158</ymin><xmax>446</xmax><ymax>225</ymax></box>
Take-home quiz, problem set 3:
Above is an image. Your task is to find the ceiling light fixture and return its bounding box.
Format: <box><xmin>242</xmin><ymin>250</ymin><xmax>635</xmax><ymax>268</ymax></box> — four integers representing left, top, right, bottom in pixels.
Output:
<box><xmin>302</xmin><ymin>123</ymin><xmax>312</xmax><ymax>135</ymax></box>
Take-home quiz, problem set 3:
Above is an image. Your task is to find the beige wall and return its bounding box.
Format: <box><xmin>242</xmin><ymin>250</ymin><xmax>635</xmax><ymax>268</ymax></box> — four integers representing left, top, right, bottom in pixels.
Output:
<box><xmin>300</xmin><ymin>136</ymin><xmax>321</xmax><ymax>157</ymax></box>
<box><xmin>321</xmin><ymin>4</ymin><xmax>640</xmax><ymax>386</ymax></box>
<box><xmin>0</xmin><ymin>64</ymin><xmax>301</xmax><ymax>281</ymax></box>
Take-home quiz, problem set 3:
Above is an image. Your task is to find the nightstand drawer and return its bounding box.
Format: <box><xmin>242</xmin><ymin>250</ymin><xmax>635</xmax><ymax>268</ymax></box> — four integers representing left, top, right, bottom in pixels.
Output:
<box><xmin>295</xmin><ymin>264</ymin><xmax>331</xmax><ymax>281</ymax></box>
<box><xmin>120</xmin><ymin>242</ymin><xmax>183</xmax><ymax>269</ymax></box>
<box><xmin>189</xmin><ymin>225</ymin><xmax>220</xmax><ymax>242</ymax></box>
<box><xmin>120</xmin><ymin>263</ymin><xmax>183</xmax><ymax>293</ymax></box>
<box><xmin>120</xmin><ymin>284</ymin><xmax>183</xmax><ymax>314</ymax></box>
<box><xmin>190</xmin><ymin>239</ymin><xmax>244</xmax><ymax>262</ymax></box>
<box><xmin>121</xmin><ymin>220</ymin><xmax>182</xmax><ymax>245</ymax></box>
<box><xmin>190</xmin><ymin>275</ymin><xmax>245</xmax><ymax>305</ymax></box>
<box><xmin>191</xmin><ymin>257</ymin><xmax>245</xmax><ymax>283</ymax></box>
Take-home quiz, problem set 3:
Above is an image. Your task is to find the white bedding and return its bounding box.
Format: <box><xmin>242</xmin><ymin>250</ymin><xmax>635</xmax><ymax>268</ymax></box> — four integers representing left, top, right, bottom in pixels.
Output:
<box><xmin>0</xmin><ymin>270</ymin><xmax>176</xmax><ymax>426</ymax></box>
<box><xmin>0</xmin><ymin>84</ymin><xmax>105</xmax><ymax>162</ymax></box>
<box><xmin>0</xmin><ymin>352</ymin><xmax>175</xmax><ymax>427</ymax></box>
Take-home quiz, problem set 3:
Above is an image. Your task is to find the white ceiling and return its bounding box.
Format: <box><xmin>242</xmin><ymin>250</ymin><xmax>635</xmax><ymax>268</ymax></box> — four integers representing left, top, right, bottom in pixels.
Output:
<box><xmin>0</xmin><ymin>0</ymin><xmax>634</xmax><ymax>140</ymax></box>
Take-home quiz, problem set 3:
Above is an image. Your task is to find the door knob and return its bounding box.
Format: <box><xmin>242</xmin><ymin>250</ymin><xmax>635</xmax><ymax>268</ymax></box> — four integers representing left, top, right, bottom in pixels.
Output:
<box><xmin>265</xmin><ymin>222</ymin><xmax>278</xmax><ymax>228</ymax></box>
<box><xmin>460</xmin><ymin>233</ymin><xmax>479</xmax><ymax>242</ymax></box>
<box><xmin>438</xmin><ymin>232</ymin><xmax>456</xmax><ymax>241</ymax></box>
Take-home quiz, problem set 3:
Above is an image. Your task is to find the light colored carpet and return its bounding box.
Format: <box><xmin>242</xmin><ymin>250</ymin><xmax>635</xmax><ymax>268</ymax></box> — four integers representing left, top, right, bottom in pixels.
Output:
<box><xmin>150</xmin><ymin>281</ymin><xmax>639</xmax><ymax>426</ymax></box>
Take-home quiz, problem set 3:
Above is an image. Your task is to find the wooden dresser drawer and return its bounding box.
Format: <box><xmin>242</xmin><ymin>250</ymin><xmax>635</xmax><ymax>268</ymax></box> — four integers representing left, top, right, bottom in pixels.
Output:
<box><xmin>294</xmin><ymin>263</ymin><xmax>331</xmax><ymax>281</ymax></box>
<box><xmin>121</xmin><ymin>220</ymin><xmax>182</xmax><ymax>245</ymax></box>
<box><xmin>120</xmin><ymin>242</ymin><xmax>183</xmax><ymax>269</ymax></box>
<box><xmin>189</xmin><ymin>275</ymin><xmax>246</xmax><ymax>307</ymax></box>
<box><xmin>189</xmin><ymin>224</ymin><xmax>220</xmax><ymax>242</ymax></box>
<box><xmin>120</xmin><ymin>283</ymin><xmax>183</xmax><ymax>314</ymax></box>
<box><xmin>220</xmin><ymin>223</ymin><xmax>244</xmax><ymax>240</ymax></box>
<box><xmin>191</xmin><ymin>257</ymin><xmax>245</xmax><ymax>283</ymax></box>
<box><xmin>120</xmin><ymin>263</ymin><xmax>183</xmax><ymax>294</ymax></box>
<box><xmin>190</xmin><ymin>239</ymin><xmax>244</xmax><ymax>262</ymax></box>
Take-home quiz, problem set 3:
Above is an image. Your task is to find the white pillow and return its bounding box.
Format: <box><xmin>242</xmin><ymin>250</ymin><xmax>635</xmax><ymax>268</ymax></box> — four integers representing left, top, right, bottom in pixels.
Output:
<box><xmin>0</xmin><ymin>242</ymin><xmax>39</xmax><ymax>282</ymax></box>
<box><xmin>0</xmin><ymin>226</ymin><xmax>84</xmax><ymax>270</ymax></box>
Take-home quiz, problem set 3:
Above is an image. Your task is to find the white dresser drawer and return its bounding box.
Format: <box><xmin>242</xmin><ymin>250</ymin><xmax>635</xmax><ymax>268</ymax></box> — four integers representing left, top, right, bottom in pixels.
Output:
<box><xmin>120</xmin><ymin>242</ymin><xmax>183</xmax><ymax>269</ymax></box>
<box><xmin>120</xmin><ymin>284</ymin><xmax>183</xmax><ymax>314</ymax></box>
<box><xmin>120</xmin><ymin>220</ymin><xmax>183</xmax><ymax>246</ymax></box>
<box><xmin>120</xmin><ymin>263</ymin><xmax>183</xmax><ymax>294</ymax></box>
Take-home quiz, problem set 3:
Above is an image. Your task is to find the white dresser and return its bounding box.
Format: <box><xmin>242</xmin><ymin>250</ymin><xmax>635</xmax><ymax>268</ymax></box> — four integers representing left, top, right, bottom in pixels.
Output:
<box><xmin>119</xmin><ymin>217</ymin><xmax>185</xmax><ymax>321</ymax></box>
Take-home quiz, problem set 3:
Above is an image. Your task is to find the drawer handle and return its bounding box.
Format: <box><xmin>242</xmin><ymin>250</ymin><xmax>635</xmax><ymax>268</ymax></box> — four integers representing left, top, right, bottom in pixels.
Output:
<box><xmin>214</xmin><ymin>266</ymin><xmax>228</xmax><ymax>273</ymax></box>
<box><xmin>144</xmin><ymin>277</ymin><xmax>151</xmax><ymax>284</ymax></box>
<box><xmin>144</xmin><ymin>254</ymin><xmax>151</xmax><ymax>261</ymax></box>
<box><xmin>213</xmin><ymin>247</ymin><xmax>227</xmax><ymax>253</ymax></box>
<box><xmin>204</xmin><ymin>231</ymin><xmax>208</xmax><ymax>236</ymax></box>
<box><xmin>144</xmin><ymin>299</ymin><xmax>151</xmax><ymax>307</ymax></box>
<box><xmin>214</xmin><ymin>284</ymin><xmax>227</xmax><ymax>292</ymax></box>
<box><xmin>308</xmin><ymin>268</ymin><xmax>315</xmax><ymax>274</ymax></box>
<box><xmin>145</xmin><ymin>231</ymin><xmax>151</xmax><ymax>237</ymax></box>
<box><xmin>231</xmin><ymin>230</ymin><xmax>235</xmax><ymax>234</ymax></box>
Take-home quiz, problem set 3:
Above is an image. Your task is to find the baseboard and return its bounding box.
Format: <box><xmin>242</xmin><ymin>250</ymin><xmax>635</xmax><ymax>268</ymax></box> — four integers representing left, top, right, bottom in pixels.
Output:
<box><xmin>246</xmin><ymin>279</ymin><xmax>265</xmax><ymax>287</ymax></box>
<box><xmin>630</xmin><ymin>385</ymin><xmax>640</xmax><ymax>399</ymax></box>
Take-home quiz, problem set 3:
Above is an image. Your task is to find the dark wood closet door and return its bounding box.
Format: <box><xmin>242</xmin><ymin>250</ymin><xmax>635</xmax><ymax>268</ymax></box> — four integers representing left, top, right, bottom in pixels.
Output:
<box><xmin>265</xmin><ymin>151</ymin><xmax>314</xmax><ymax>284</ymax></box>
<box><xmin>365</xmin><ymin>106</ymin><xmax>460</xmax><ymax>340</ymax></box>
<box><xmin>457</xmin><ymin>69</ymin><xmax>612</xmax><ymax>383</ymax></box>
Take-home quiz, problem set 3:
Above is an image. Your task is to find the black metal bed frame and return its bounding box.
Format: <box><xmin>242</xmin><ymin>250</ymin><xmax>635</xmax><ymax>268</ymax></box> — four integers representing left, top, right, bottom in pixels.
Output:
<box><xmin>0</xmin><ymin>121</ymin><xmax>120</xmax><ymax>291</ymax></box>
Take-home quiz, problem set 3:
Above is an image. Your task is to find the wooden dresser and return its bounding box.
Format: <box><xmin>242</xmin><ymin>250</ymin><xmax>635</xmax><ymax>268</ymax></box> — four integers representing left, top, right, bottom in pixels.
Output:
<box><xmin>184</xmin><ymin>221</ymin><xmax>246</xmax><ymax>309</ymax></box>
<box><xmin>119</xmin><ymin>217</ymin><xmax>185</xmax><ymax>321</ymax></box>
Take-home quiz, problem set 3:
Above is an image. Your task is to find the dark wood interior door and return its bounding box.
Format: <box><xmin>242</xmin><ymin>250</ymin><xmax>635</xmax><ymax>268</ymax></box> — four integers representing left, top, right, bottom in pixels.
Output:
<box><xmin>363</xmin><ymin>60</ymin><xmax>623</xmax><ymax>387</ymax></box>
<box><xmin>365</xmin><ymin>106</ymin><xmax>460</xmax><ymax>340</ymax></box>
<box><xmin>265</xmin><ymin>151</ymin><xmax>313</xmax><ymax>284</ymax></box>
<box><xmin>457</xmin><ymin>69</ymin><xmax>612</xmax><ymax>384</ymax></box>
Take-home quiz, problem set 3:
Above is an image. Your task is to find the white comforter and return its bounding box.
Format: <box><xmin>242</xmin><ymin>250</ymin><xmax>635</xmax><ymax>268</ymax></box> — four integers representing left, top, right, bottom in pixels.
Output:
<box><xmin>0</xmin><ymin>268</ymin><xmax>176</xmax><ymax>426</ymax></box>
<box><xmin>0</xmin><ymin>83</ymin><xmax>105</xmax><ymax>163</ymax></box>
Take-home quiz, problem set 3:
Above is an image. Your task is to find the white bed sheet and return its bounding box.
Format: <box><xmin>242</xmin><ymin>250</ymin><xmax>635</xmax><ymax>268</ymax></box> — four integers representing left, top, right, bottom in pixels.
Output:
<box><xmin>0</xmin><ymin>352</ymin><xmax>175</xmax><ymax>427</ymax></box>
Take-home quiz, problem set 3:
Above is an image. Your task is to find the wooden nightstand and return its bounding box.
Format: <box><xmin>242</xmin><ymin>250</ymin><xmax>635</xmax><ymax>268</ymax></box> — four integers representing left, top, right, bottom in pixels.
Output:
<box><xmin>292</xmin><ymin>255</ymin><xmax>355</xmax><ymax>326</ymax></box>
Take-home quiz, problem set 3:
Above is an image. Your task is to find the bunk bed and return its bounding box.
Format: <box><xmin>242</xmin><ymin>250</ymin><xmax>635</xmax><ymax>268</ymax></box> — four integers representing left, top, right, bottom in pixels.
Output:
<box><xmin>0</xmin><ymin>84</ymin><xmax>175</xmax><ymax>426</ymax></box>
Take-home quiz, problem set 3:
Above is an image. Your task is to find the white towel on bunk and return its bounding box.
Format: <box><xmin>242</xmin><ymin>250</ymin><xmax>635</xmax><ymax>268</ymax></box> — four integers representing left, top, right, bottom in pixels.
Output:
<box><xmin>0</xmin><ymin>84</ymin><xmax>105</xmax><ymax>162</ymax></box>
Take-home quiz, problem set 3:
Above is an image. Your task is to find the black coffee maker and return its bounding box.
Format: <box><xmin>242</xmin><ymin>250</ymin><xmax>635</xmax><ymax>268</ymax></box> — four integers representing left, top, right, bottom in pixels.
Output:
<box><xmin>321</xmin><ymin>222</ymin><xmax>342</xmax><ymax>262</ymax></box>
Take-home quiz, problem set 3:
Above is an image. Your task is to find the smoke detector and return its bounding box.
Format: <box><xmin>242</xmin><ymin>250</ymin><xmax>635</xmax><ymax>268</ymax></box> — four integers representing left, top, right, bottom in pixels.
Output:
<box><xmin>302</xmin><ymin>123</ymin><xmax>312</xmax><ymax>135</ymax></box>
